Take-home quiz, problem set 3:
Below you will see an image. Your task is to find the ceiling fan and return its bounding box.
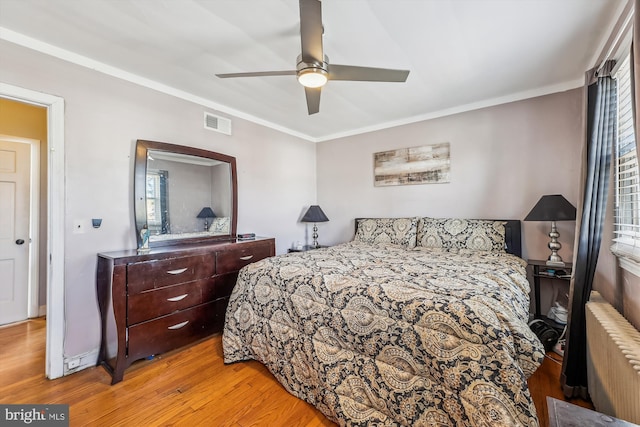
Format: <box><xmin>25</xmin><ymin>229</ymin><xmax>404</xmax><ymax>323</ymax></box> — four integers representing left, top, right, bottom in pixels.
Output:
<box><xmin>215</xmin><ymin>0</ymin><xmax>410</xmax><ymax>115</ymax></box>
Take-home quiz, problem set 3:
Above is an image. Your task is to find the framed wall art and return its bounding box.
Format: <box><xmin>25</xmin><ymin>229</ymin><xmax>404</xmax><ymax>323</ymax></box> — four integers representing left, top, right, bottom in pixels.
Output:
<box><xmin>373</xmin><ymin>142</ymin><xmax>450</xmax><ymax>186</ymax></box>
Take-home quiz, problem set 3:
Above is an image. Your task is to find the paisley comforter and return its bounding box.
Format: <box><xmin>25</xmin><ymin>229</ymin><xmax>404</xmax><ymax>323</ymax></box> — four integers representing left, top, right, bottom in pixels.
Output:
<box><xmin>223</xmin><ymin>241</ymin><xmax>545</xmax><ymax>426</ymax></box>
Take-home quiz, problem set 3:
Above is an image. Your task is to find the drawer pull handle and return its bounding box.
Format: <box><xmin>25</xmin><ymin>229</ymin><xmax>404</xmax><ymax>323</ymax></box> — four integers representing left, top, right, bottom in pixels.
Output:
<box><xmin>239</xmin><ymin>255</ymin><xmax>254</xmax><ymax>261</ymax></box>
<box><xmin>168</xmin><ymin>321</ymin><xmax>189</xmax><ymax>330</ymax></box>
<box><xmin>167</xmin><ymin>294</ymin><xmax>188</xmax><ymax>302</ymax></box>
<box><xmin>166</xmin><ymin>268</ymin><xmax>188</xmax><ymax>275</ymax></box>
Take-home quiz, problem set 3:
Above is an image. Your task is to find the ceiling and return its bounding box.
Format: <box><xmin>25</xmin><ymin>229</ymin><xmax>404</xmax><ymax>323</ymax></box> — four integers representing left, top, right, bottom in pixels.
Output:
<box><xmin>0</xmin><ymin>0</ymin><xmax>627</xmax><ymax>141</ymax></box>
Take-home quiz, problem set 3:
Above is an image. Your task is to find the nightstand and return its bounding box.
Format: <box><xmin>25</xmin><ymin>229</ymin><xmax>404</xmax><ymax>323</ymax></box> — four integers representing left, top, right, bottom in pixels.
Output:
<box><xmin>288</xmin><ymin>245</ymin><xmax>328</xmax><ymax>253</ymax></box>
<box><xmin>528</xmin><ymin>259</ymin><xmax>572</xmax><ymax>330</ymax></box>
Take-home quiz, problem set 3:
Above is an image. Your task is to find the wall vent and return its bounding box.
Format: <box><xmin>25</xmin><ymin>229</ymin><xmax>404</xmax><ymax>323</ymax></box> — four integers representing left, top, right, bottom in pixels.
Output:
<box><xmin>204</xmin><ymin>112</ymin><xmax>232</xmax><ymax>135</ymax></box>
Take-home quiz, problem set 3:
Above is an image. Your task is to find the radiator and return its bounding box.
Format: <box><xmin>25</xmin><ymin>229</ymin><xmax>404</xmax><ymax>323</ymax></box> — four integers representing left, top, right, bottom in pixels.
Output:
<box><xmin>586</xmin><ymin>291</ymin><xmax>640</xmax><ymax>424</ymax></box>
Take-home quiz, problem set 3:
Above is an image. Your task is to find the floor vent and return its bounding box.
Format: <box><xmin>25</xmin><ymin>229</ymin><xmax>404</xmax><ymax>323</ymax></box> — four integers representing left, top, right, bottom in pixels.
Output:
<box><xmin>204</xmin><ymin>112</ymin><xmax>231</xmax><ymax>135</ymax></box>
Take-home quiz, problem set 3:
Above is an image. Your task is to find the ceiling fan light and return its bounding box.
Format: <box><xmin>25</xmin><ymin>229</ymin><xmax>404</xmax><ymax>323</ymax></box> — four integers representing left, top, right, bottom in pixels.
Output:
<box><xmin>297</xmin><ymin>68</ymin><xmax>328</xmax><ymax>88</ymax></box>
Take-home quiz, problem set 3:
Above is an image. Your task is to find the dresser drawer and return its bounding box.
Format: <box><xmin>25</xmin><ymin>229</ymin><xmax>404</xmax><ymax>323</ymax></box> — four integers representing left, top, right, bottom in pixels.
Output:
<box><xmin>127</xmin><ymin>254</ymin><xmax>216</xmax><ymax>294</ymax></box>
<box><xmin>216</xmin><ymin>244</ymin><xmax>272</xmax><ymax>274</ymax></box>
<box><xmin>213</xmin><ymin>272</ymin><xmax>239</xmax><ymax>299</ymax></box>
<box><xmin>201</xmin><ymin>274</ymin><xmax>237</xmax><ymax>302</ymax></box>
<box><xmin>127</xmin><ymin>301</ymin><xmax>216</xmax><ymax>362</ymax></box>
<box><xmin>213</xmin><ymin>297</ymin><xmax>230</xmax><ymax>331</ymax></box>
<box><xmin>127</xmin><ymin>279</ymin><xmax>213</xmax><ymax>325</ymax></box>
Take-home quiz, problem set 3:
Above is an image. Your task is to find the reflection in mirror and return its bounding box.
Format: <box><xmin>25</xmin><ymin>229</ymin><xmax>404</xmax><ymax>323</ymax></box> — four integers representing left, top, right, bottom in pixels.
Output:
<box><xmin>134</xmin><ymin>140</ymin><xmax>238</xmax><ymax>248</ymax></box>
<box><xmin>146</xmin><ymin>169</ymin><xmax>169</xmax><ymax>235</ymax></box>
<box><xmin>146</xmin><ymin>150</ymin><xmax>232</xmax><ymax>242</ymax></box>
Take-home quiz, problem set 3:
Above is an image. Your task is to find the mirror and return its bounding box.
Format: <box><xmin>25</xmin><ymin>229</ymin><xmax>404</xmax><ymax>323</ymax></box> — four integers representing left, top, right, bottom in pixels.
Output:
<box><xmin>134</xmin><ymin>139</ymin><xmax>237</xmax><ymax>248</ymax></box>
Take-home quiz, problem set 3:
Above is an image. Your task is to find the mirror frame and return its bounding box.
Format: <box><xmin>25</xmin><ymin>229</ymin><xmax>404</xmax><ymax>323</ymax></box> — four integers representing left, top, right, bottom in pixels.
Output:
<box><xmin>134</xmin><ymin>139</ymin><xmax>238</xmax><ymax>248</ymax></box>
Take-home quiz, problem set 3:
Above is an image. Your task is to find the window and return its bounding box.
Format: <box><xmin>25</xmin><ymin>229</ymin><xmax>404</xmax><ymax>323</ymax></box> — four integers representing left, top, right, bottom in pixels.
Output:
<box><xmin>146</xmin><ymin>170</ymin><xmax>169</xmax><ymax>235</ymax></box>
<box><xmin>612</xmin><ymin>54</ymin><xmax>640</xmax><ymax>261</ymax></box>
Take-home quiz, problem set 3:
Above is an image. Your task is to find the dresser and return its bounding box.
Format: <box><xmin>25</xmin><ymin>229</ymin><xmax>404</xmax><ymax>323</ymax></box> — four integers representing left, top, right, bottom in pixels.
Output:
<box><xmin>96</xmin><ymin>237</ymin><xmax>275</xmax><ymax>384</ymax></box>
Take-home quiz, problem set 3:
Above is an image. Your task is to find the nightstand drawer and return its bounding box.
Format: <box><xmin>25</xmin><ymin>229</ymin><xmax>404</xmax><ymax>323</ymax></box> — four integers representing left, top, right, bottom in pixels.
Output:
<box><xmin>127</xmin><ymin>301</ymin><xmax>216</xmax><ymax>362</ymax></box>
<box><xmin>216</xmin><ymin>245</ymin><xmax>272</xmax><ymax>274</ymax></box>
<box><xmin>127</xmin><ymin>254</ymin><xmax>216</xmax><ymax>294</ymax></box>
<box><xmin>128</xmin><ymin>279</ymin><xmax>215</xmax><ymax>324</ymax></box>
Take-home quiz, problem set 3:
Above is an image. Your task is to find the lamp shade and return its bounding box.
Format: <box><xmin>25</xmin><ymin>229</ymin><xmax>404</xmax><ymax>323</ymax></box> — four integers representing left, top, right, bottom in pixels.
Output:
<box><xmin>197</xmin><ymin>207</ymin><xmax>216</xmax><ymax>219</ymax></box>
<box><xmin>524</xmin><ymin>195</ymin><xmax>576</xmax><ymax>222</ymax></box>
<box><xmin>301</xmin><ymin>205</ymin><xmax>329</xmax><ymax>223</ymax></box>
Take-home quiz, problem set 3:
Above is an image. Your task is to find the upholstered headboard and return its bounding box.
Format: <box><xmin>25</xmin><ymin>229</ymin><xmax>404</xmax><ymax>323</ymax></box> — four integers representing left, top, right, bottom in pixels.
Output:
<box><xmin>354</xmin><ymin>218</ymin><xmax>522</xmax><ymax>258</ymax></box>
<box><xmin>500</xmin><ymin>219</ymin><xmax>522</xmax><ymax>257</ymax></box>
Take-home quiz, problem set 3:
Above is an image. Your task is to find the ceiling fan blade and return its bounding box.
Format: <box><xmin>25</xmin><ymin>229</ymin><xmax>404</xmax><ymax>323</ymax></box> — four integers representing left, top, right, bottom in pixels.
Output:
<box><xmin>328</xmin><ymin>64</ymin><xmax>410</xmax><ymax>82</ymax></box>
<box><xmin>304</xmin><ymin>87</ymin><xmax>321</xmax><ymax>115</ymax></box>
<box><xmin>216</xmin><ymin>70</ymin><xmax>296</xmax><ymax>78</ymax></box>
<box><xmin>299</xmin><ymin>0</ymin><xmax>323</xmax><ymax>63</ymax></box>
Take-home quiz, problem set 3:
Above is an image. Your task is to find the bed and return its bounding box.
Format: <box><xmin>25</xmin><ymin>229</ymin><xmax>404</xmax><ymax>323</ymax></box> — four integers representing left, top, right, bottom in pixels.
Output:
<box><xmin>223</xmin><ymin>217</ymin><xmax>545</xmax><ymax>426</ymax></box>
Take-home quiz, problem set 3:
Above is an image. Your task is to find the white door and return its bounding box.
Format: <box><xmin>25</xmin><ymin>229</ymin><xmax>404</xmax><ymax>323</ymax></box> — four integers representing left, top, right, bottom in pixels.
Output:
<box><xmin>0</xmin><ymin>139</ymin><xmax>31</xmax><ymax>325</ymax></box>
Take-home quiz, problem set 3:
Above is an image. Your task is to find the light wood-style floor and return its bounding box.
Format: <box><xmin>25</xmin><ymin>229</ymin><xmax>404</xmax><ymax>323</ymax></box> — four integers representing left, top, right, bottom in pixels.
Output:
<box><xmin>0</xmin><ymin>318</ymin><xmax>592</xmax><ymax>426</ymax></box>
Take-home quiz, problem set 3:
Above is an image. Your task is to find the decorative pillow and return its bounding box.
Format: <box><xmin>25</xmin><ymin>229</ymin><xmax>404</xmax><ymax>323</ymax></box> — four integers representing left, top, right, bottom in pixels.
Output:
<box><xmin>354</xmin><ymin>217</ymin><xmax>418</xmax><ymax>248</ymax></box>
<box><xmin>209</xmin><ymin>217</ymin><xmax>230</xmax><ymax>234</ymax></box>
<box><xmin>416</xmin><ymin>218</ymin><xmax>506</xmax><ymax>252</ymax></box>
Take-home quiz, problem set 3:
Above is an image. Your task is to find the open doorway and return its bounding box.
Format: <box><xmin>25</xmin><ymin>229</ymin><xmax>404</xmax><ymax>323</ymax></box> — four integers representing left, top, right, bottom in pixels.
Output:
<box><xmin>0</xmin><ymin>134</ymin><xmax>41</xmax><ymax>325</ymax></box>
<box><xmin>0</xmin><ymin>82</ymin><xmax>65</xmax><ymax>379</ymax></box>
<box><xmin>0</xmin><ymin>99</ymin><xmax>46</xmax><ymax>325</ymax></box>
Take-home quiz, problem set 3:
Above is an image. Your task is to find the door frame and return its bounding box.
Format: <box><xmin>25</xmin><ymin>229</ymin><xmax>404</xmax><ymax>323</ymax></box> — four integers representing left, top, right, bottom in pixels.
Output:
<box><xmin>0</xmin><ymin>82</ymin><xmax>65</xmax><ymax>380</ymax></box>
<box><xmin>0</xmin><ymin>134</ymin><xmax>40</xmax><ymax>319</ymax></box>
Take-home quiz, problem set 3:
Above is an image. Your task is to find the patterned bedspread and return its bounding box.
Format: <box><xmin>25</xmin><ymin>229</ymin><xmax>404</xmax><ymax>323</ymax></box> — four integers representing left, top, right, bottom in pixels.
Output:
<box><xmin>223</xmin><ymin>241</ymin><xmax>545</xmax><ymax>426</ymax></box>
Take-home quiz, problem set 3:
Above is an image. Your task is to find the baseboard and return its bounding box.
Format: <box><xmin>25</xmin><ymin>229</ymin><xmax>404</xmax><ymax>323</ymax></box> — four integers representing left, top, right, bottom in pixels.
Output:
<box><xmin>38</xmin><ymin>305</ymin><xmax>46</xmax><ymax>317</ymax></box>
<box><xmin>63</xmin><ymin>349</ymin><xmax>99</xmax><ymax>375</ymax></box>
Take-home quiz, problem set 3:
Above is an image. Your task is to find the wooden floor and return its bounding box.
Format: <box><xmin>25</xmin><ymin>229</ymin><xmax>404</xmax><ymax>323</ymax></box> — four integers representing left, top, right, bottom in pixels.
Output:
<box><xmin>0</xmin><ymin>318</ymin><xmax>592</xmax><ymax>426</ymax></box>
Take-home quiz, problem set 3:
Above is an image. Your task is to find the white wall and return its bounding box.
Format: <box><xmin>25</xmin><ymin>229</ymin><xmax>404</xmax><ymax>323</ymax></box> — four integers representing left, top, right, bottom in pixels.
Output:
<box><xmin>317</xmin><ymin>88</ymin><xmax>584</xmax><ymax>264</ymax></box>
<box><xmin>0</xmin><ymin>40</ymin><xmax>316</xmax><ymax>357</ymax></box>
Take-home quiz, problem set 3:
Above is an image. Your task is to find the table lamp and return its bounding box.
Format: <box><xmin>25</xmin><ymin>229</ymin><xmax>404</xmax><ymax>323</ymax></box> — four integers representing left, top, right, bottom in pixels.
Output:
<box><xmin>197</xmin><ymin>207</ymin><xmax>216</xmax><ymax>231</ymax></box>
<box><xmin>524</xmin><ymin>194</ymin><xmax>576</xmax><ymax>266</ymax></box>
<box><xmin>301</xmin><ymin>205</ymin><xmax>329</xmax><ymax>248</ymax></box>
